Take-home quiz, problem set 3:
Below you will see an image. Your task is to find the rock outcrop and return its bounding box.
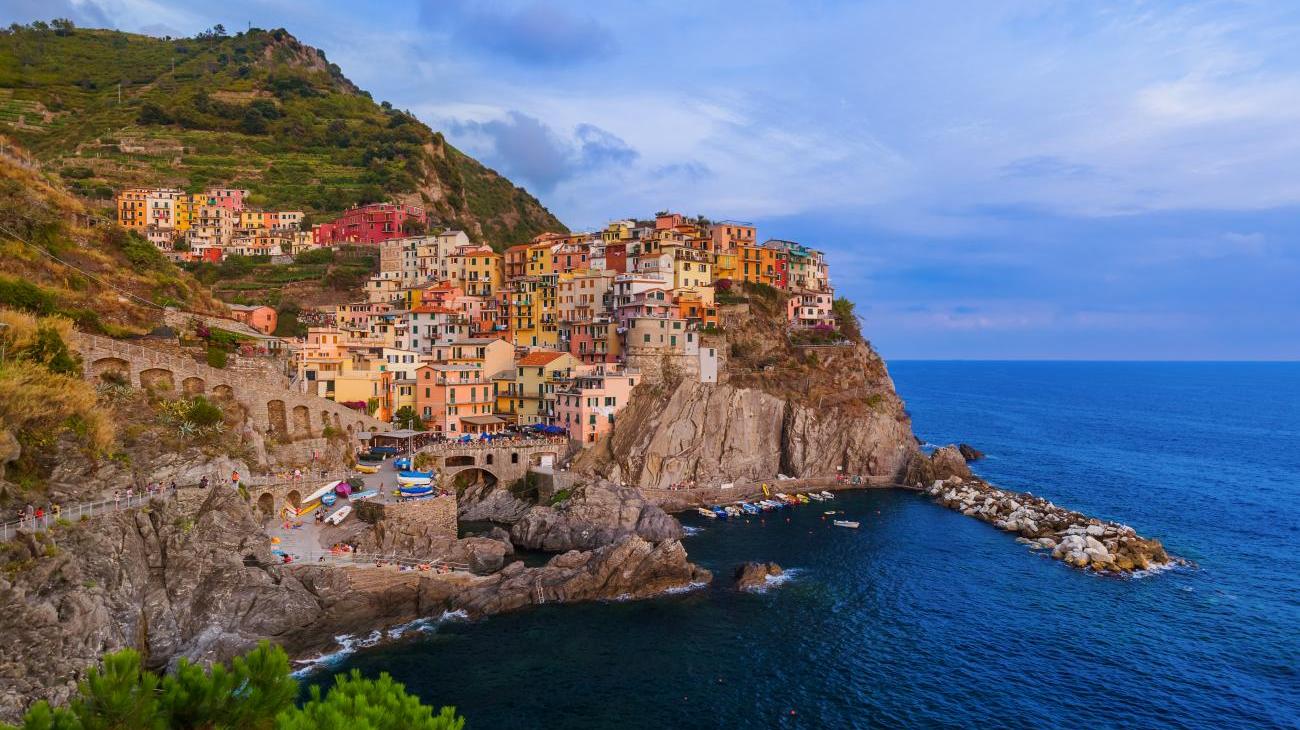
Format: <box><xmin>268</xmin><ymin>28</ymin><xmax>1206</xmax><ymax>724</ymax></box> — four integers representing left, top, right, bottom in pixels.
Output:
<box><xmin>733</xmin><ymin>561</ymin><xmax>783</xmax><ymax>590</ymax></box>
<box><xmin>0</xmin><ymin>488</ymin><xmax>322</xmax><ymax>720</ymax></box>
<box><xmin>510</xmin><ymin>480</ymin><xmax>683</xmax><ymax>552</ymax></box>
<box><xmin>958</xmin><ymin>443</ymin><xmax>984</xmax><ymax>461</ymax></box>
<box><xmin>901</xmin><ymin>444</ymin><xmax>972</xmax><ymax>487</ymax></box>
<box><xmin>456</xmin><ymin>481</ymin><xmax>533</xmax><ymax>524</ymax></box>
<box><xmin>923</xmin><ymin>476</ymin><xmax>1176</xmax><ymax>574</ymax></box>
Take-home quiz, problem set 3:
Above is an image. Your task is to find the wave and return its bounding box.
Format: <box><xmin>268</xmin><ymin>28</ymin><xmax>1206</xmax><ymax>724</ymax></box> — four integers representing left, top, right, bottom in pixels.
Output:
<box><xmin>291</xmin><ymin>610</ymin><xmax>469</xmax><ymax>677</ymax></box>
<box><xmin>681</xmin><ymin>526</ymin><xmax>704</xmax><ymax>536</ymax></box>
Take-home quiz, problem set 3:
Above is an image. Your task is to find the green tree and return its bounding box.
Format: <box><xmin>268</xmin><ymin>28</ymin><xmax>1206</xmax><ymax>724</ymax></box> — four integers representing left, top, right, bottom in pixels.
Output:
<box><xmin>393</xmin><ymin>406</ymin><xmax>424</xmax><ymax>431</ymax></box>
<box><xmin>280</xmin><ymin>671</ymin><xmax>464</xmax><ymax>730</ymax></box>
<box><xmin>2</xmin><ymin>644</ymin><xmax>464</xmax><ymax>730</ymax></box>
<box><xmin>832</xmin><ymin>297</ymin><xmax>863</xmax><ymax>343</ymax></box>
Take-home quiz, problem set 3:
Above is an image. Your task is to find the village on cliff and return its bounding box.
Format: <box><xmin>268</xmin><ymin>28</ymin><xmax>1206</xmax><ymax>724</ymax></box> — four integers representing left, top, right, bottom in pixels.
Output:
<box><xmin>114</xmin><ymin>189</ymin><xmax>839</xmax><ymax>443</ymax></box>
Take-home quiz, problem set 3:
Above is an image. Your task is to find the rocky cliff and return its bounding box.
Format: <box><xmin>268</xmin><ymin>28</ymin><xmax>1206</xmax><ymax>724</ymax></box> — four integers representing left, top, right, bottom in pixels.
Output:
<box><xmin>576</xmin><ymin>298</ymin><xmax>917</xmax><ymax>488</ymax></box>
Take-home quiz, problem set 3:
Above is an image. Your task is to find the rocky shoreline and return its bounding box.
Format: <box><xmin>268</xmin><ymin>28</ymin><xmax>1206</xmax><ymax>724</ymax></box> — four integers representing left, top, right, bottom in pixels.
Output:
<box><xmin>924</xmin><ymin>476</ymin><xmax>1179</xmax><ymax>574</ymax></box>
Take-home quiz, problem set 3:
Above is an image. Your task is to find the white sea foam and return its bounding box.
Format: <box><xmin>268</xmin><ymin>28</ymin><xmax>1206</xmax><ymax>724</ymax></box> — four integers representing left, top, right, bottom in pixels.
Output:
<box><xmin>681</xmin><ymin>526</ymin><xmax>704</xmax><ymax>536</ymax></box>
<box><xmin>743</xmin><ymin>567</ymin><xmax>802</xmax><ymax>593</ymax></box>
<box><xmin>291</xmin><ymin>610</ymin><xmax>469</xmax><ymax>677</ymax></box>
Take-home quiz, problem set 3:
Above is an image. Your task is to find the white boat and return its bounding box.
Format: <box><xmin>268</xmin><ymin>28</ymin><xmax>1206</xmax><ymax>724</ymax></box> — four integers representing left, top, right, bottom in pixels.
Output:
<box><xmin>819</xmin><ymin>491</ymin><xmax>834</xmax><ymax>499</ymax></box>
<box><xmin>833</xmin><ymin>520</ymin><xmax>860</xmax><ymax>529</ymax></box>
<box><xmin>697</xmin><ymin>507</ymin><xmax>718</xmax><ymax>519</ymax></box>
<box><xmin>325</xmin><ymin>505</ymin><xmax>352</xmax><ymax>526</ymax></box>
<box><xmin>823</xmin><ymin>510</ymin><xmax>838</xmax><ymax>516</ymax></box>
<box><xmin>807</xmin><ymin>493</ymin><xmax>825</xmax><ymax>502</ymax></box>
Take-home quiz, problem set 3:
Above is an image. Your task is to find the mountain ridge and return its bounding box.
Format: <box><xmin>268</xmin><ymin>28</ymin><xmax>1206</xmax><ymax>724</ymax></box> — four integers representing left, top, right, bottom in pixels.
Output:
<box><xmin>0</xmin><ymin>23</ymin><xmax>567</xmax><ymax>248</ymax></box>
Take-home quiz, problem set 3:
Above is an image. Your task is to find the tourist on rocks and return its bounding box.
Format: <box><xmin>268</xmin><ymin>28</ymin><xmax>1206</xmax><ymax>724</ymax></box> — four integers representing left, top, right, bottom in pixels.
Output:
<box><xmin>113</xmin><ymin>492</ymin><xmax>120</xmax><ymax>509</ymax></box>
<box><xmin>231</xmin><ymin>470</ymin><xmax>240</xmax><ymax>489</ymax></box>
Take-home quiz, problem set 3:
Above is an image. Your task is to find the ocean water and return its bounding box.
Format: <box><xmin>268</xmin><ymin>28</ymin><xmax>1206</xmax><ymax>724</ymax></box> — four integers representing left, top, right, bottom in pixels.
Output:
<box><xmin>305</xmin><ymin>362</ymin><xmax>1300</xmax><ymax>728</ymax></box>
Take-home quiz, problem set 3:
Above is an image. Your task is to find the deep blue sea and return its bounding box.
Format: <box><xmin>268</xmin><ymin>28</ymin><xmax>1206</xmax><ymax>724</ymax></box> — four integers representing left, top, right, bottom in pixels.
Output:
<box><xmin>306</xmin><ymin>362</ymin><xmax>1300</xmax><ymax>728</ymax></box>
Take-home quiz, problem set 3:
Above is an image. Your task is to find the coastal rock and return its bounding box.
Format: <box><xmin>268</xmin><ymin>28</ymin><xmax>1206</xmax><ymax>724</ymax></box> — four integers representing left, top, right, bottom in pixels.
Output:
<box><xmin>733</xmin><ymin>561</ymin><xmax>783</xmax><ymax>590</ymax></box>
<box><xmin>922</xmin><ymin>475</ymin><xmax>1177</xmax><ymax>576</ymax></box>
<box><xmin>457</xmin><ymin>481</ymin><xmax>533</xmax><ymax>524</ymax></box>
<box><xmin>958</xmin><ymin>443</ymin><xmax>985</xmax><ymax>461</ymax></box>
<box><xmin>510</xmin><ymin>480</ymin><xmax>682</xmax><ymax>552</ymax></box>
<box><xmin>930</xmin><ymin>446</ymin><xmax>973</xmax><ymax>481</ymax></box>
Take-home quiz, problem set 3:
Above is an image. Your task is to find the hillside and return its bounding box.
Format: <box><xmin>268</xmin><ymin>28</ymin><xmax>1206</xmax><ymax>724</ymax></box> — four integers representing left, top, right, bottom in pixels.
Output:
<box><xmin>0</xmin><ymin>23</ymin><xmax>566</xmax><ymax>247</ymax></box>
<box><xmin>0</xmin><ymin>141</ymin><xmax>225</xmax><ymax>334</ymax></box>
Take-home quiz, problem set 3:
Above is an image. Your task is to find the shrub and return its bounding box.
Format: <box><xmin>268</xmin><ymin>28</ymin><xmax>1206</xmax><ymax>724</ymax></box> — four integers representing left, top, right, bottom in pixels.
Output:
<box><xmin>0</xmin><ymin>277</ymin><xmax>57</xmax><ymax>315</ymax></box>
<box><xmin>5</xmin><ymin>644</ymin><xmax>464</xmax><ymax>730</ymax></box>
<box><xmin>186</xmin><ymin>395</ymin><xmax>223</xmax><ymax>427</ymax></box>
<box><xmin>549</xmin><ymin>489</ymin><xmax>571</xmax><ymax>506</ymax></box>
<box><xmin>205</xmin><ymin>345</ymin><xmax>228</xmax><ymax>368</ymax></box>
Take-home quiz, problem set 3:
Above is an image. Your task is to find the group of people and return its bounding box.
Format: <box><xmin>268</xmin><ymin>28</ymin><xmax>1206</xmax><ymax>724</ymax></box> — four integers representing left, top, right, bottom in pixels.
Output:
<box><xmin>13</xmin><ymin>503</ymin><xmax>59</xmax><ymax>525</ymax></box>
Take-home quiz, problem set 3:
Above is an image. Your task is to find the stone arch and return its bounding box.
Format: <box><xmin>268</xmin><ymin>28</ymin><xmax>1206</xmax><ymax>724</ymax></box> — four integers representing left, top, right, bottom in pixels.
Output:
<box><xmin>291</xmin><ymin>405</ymin><xmax>312</xmax><ymax>440</ymax></box>
<box><xmin>451</xmin><ymin>467</ymin><xmax>498</xmax><ymax>492</ymax></box>
<box><xmin>446</xmin><ymin>454</ymin><xmax>475</xmax><ymax>467</ymax></box>
<box><xmin>267</xmin><ymin>400</ymin><xmax>288</xmax><ymax>441</ymax></box>
<box><xmin>181</xmin><ymin>376</ymin><xmax>205</xmax><ymax>395</ymax></box>
<box><xmin>286</xmin><ymin>490</ymin><xmax>302</xmax><ymax>509</ymax></box>
<box><xmin>139</xmin><ymin>367</ymin><xmax>175</xmax><ymax>391</ymax></box>
<box><xmin>90</xmin><ymin>357</ymin><xmax>130</xmax><ymax>383</ymax></box>
<box><xmin>257</xmin><ymin>492</ymin><xmax>274</xmax><ymax>517</ymax></box>
<box><xmin>212</xmin><ymin>384</ymin><xmax>234</xmax><ymax>400</ymax></box>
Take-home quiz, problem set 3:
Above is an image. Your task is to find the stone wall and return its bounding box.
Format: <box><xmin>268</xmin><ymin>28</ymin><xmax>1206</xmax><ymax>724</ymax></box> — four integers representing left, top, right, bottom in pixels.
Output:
<box><xmin>74</xmin><ymin>332</ymin><xmax>387</xmax><ymax>441</ymax></box>
<box><xmin>360</xmin><ymin>495</ymin><xmax>458</xmax><ymax>542</ymax></box>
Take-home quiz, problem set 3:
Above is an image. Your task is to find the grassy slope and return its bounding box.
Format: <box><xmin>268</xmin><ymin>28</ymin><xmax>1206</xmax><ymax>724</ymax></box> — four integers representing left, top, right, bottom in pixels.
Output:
<box><xmin>0</xmin><ymin>147</ymin><xmax>226</xmax><ymax>335</ymax></box>
<box><xmin>0</xmin><ymin>25</ymin><xmax>567</xmax><ymax>248</ymax></box>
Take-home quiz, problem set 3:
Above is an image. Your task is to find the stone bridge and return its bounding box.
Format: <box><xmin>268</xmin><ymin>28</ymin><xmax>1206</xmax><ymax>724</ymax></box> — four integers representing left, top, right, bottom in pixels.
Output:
<box><xmin>73</xmin><ymin>332</ymin><xmax>387</xmax><ymax>441</ymax></box>
<box><xmin>417</xmin><ymin>440</ymin><xmax>568</xmax><ymax>489</ymax></box>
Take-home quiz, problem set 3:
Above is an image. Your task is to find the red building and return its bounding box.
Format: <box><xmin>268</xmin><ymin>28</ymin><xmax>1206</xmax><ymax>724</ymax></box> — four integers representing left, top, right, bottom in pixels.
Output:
<box><xmin>604</xmin><ymin>241</ymin><xmax>628</xmax><ymax>273</ymax></box>
<box><xmin>313</xmin><ymin>202</ymin><xmax>427</xmax><ymax>245</ymax></box>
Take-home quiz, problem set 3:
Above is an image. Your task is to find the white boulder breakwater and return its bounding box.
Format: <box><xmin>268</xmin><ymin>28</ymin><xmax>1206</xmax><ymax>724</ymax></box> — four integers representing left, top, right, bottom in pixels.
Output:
<box><xmin>924</xmin><ymin>476</ymin><xmax>1178</xmax><ymax>574</ymax></box>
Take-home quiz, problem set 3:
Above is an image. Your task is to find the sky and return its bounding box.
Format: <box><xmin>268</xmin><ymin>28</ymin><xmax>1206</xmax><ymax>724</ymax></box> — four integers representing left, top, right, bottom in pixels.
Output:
<box><xmin>6</xmin><ymin>0</ymin><xmax>1300</xmax><ymax>359</ymax></box>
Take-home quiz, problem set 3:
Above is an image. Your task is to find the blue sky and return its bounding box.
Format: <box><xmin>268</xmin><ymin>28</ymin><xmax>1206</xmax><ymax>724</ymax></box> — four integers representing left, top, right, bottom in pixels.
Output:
<box><xmin>8</xmin><ymin>0</ymin><xmax>1300</xmax><ymax>359</ymax></box>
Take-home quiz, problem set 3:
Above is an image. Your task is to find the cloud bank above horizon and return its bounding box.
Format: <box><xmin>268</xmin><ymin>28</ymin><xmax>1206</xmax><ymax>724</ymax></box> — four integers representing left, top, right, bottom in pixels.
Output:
<box><xmin>7</xmin><ymin>0</ymin><xmax>1299</xmax><ymax>359</ymax></box>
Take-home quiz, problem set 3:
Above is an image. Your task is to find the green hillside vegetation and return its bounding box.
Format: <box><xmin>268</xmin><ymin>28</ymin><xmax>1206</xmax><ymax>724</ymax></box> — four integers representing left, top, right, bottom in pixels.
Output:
<box><xmin>0</xmin><ymin>146</ymin><xmax>226</xmax><ymax>334</ymax></box>
<box><xmin>2</xmin><ymin>641</ymin><xmax>465</xmax><ymax>730</ymax></box>
<box><xmin>0</xmin><ymin>21</ymin><xmax>567</xmax><ymax>248</ymax></box>
<box><xmin>184</xmin><ymin>245</ymin><xmax>380</xmax><ymax>313</ymax></box>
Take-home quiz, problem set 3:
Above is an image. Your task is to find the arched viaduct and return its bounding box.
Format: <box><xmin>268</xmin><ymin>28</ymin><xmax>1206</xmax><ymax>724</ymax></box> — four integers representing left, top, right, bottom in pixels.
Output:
<box><xmin>73</xmin><ymin>332</ymin><xmax>387</xmax><ymax>441</ymax></box>
<box><xmin>418</xmin><ymin>442</ymin><xmax>564</xmax><ymax>489</ymax></box>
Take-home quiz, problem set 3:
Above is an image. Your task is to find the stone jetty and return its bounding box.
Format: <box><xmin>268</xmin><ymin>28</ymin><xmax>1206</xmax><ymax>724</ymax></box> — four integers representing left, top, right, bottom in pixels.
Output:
<box><xmin>924</xmin><ymin>476</ymin><xmax>1177</xmax><ymax>574</ymax></box>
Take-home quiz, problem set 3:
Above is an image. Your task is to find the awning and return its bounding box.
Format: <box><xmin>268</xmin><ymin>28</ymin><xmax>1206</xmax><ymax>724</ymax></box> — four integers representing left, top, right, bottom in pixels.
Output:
<box><xmin>460</xmin><ymin>415</ymin><xmax>505</xmax><ymax>426</ymax></box>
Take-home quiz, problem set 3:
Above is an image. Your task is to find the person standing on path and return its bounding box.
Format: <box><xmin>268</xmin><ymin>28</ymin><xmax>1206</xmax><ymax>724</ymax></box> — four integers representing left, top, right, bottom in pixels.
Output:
<box><xmin>231</xmin><ymin>470</ymin><xmax>240</xmax><ymax>489</ymax></box>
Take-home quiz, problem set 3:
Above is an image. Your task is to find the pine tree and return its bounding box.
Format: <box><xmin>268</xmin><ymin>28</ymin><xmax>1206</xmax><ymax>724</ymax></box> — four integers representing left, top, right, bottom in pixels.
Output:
<box><xmin>279</xmin><ymin>670</ymin><xmax>464</xmax><ymax>730</ymax></box>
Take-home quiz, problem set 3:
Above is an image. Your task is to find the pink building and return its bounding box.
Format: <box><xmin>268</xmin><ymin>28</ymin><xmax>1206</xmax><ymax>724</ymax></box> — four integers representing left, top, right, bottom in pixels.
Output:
<box><xmin>313</xmin><ymin>202</ymin><xmax>427</xmax><ymax>245</ymax></box>
<box><xmin>554</xmin><ymin>367</ymin><xmax>639</xmax><ymax>444</ymax></box>
<box><xmin>228</xmin><ymin>304</ymin><xmax>277</xmax><ymax>335</ymax></box>
<box><xmin>207</xmin><ymin>188</ymin><xmax>248</xmax><ymax>211</ymax></box>
<box><xmin>786</xmin><ymin>289</ymin><xmax>836</xmax><ymax>328</ymax></box>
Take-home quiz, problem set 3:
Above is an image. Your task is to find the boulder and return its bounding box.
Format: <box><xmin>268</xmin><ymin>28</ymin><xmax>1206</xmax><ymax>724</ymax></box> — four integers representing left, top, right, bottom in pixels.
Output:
<box><xmin>510</xmin><ymin>480</ymin><xmax>683</xmax><ymax>552</ymax></box>
<box><xmin>957</xmin><ymin>443</ymin><xmax>985</xmax><ymax>461</ymax></box>
<box><xmin>733</xmin><ymin>562</ymin><xmax>783</xmax><ymax>590</ymax></box>
<box><xmin>930</xmin><ymin>446</ymin><xmax>973</xmax><ymax>481</ymax></box>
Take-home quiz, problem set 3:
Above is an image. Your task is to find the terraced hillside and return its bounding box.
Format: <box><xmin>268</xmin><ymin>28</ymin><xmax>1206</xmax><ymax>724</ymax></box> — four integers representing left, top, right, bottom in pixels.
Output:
<box><xmin>0</xmin><ymin>24</ymin><xmax>566</xmax><ymax>247</ymax></box>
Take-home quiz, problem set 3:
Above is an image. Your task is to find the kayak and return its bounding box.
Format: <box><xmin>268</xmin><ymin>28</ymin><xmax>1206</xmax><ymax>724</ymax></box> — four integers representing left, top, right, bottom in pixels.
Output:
<box><xmin>349</xmin><ymin>489</ymin><xmax>379</xmax><ymax>501</ymax></box>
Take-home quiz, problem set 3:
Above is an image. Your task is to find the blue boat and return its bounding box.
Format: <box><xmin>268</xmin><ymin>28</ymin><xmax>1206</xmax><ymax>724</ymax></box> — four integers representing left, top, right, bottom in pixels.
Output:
<box><xmin>369</xmin><ymin>446</ymin><xmax>399</xmax><ymax>455</ymax></box>
<box><xmin>349</xmin><ymin>489</ymin><xmax>379</xmax><ymax>501</ymax></box>
<box><xmin>394</xmin><ymin>457</ymin><xmax>412</xmax><ymax>470</ymax></box>
<box><xmin>740</xmin><ymin>502</ymin><xmax>760</xmax><ymax>515</ymax></box>
<box><xmin>709</xmin><ymin>505</ymin><xmax>728</xmax><ymax>520</ymax></box>
<box><xmin>399</xmin><ymin>484</ymin><xmax>435</xmax><ymax>497</ymax></box>
<box><xmin>321</xmin><ymin>493</ymin><xmax>337</xmax><ymax>507</ymax></box>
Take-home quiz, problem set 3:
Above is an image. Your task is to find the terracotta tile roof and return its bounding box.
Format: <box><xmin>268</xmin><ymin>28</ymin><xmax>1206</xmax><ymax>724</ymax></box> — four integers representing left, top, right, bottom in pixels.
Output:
<box><xmin>517</xmin><ymin>350</ymin><xmax>566</xmax><ymax>366</ymax></box>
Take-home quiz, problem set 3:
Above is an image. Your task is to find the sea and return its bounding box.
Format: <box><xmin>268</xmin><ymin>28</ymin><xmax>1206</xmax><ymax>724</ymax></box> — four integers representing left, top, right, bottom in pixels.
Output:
<box><xmin>302</xmin><ymin>362</ymin><xmax>1300</xmax><ymax>729</ymax></box>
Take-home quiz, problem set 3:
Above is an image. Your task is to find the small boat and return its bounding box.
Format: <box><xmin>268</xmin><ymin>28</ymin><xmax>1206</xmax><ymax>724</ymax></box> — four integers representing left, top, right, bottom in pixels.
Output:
<box><xmin>806</xmin><ymin>493</ymin><xmax>824</xmax><ymax>502</ymax></box>
<box><xmin>398</xmin><ymin>484</ymin><xmax>435</xmax><ymax>497</ymax></box>
<box><xmin>823</xmin><ymin>510</ymin><xmax>838</xmax><ymax>516</ymax></box>
<box><xmin>349</xmin><ymin>489</ymin><xmax>379</xmax><ymax>501</ymax></box>
<box><xmin>394</xmin><ymin>457</ymin><xmax>412</xmax><ymax>470</ymax></box>
<box><xmin>709</xmin><ymin>506</ymin><xmax>729</xmax><ymax>520</ymax></box>
<box><xmin>833</xmin><ymin>520</ymin><xmax>860</xmax><ymax>529</ymax></box>
<box><xmin>354</xmin><ymin>463</ymin><xmax>379</xmax><ymax>474</ymax></box>
<box><xmin>724</xmin><ymin>505</ymin><xmax>742</xmax><ymax>518</ymax></box>
<box><xmin>796</xmin><ymin>494</ymin><xmax>810</xmax><ymax>504</ymax></box>
<box><xmin>819</xmin><ymin>491</ymin><xmax>834</xmax><ymax>500</ymax></box>
<box><xmin>321</xmin><ymin>493</ymin><xmax>337</xmax><ymax>507</ymax></box>
<box><xmin>325</xmin><ymin>505</ymin><xmax>352</xmax><ymax>525</ymax></box>
<box><xmin>697</xmin><ymin>507</ymin><xmax>718</xmax><ymax>519</ymax></box>
<box><xmin>396</xmin><ymin>470</ymin><xmax>434</xmax><ymax>486</ymax></box>
<box><xmin>740</xmin><ymin>502</ymin><xmax>760</xmax><ymax>515</ymax></box>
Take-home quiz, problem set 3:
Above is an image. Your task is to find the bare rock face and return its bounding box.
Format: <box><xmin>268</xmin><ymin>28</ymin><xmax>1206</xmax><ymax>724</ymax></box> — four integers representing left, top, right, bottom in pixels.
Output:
<box><xmin>457</xmin><ymin>481</ymin><xmax>533</xmax><ymax>524</ymax></box>
<box><xmin>930</xmin><ymin>446</ymin><xmax>973</xmax><ymax>481</ymax></box>
<box><xmin>733</xmin><ymin>561</ymin><xmax>783</xmax><ymax>590</ymax></box>
<box><xmin>578</xmin><ymin>381</ymin><xmax>915</xmax><ymax>489</ymax></box>
<box><xmin>958</xmin><ymin>443</ymin><xmax>985</xmax><ymax>461</ymax></box>
<box><xmin>0</xmin><ymin>488</ymin><xmax>322</xmax><ymax>720</ymax></box>
<box><xmin>510</xmin><ymin>481</ymin><xmax>683</xmax><ymax>552</ymax></box>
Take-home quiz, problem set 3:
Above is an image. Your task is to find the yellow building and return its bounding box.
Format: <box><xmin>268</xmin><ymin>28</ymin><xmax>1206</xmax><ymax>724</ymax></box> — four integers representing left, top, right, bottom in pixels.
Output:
<box><xmin>506</xmin><ymin>350</ymin><xmax>579</xmax><ymax>425</ymax></box>
<box><xmin>463</xmin><ymin>249</ymin><xmax>503</xmax><ymax>298</ymax></box>
<box><xmin>714</xmin><ymin>251</ymin><xmax>739</xmax><ymax>283</ymax></box>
